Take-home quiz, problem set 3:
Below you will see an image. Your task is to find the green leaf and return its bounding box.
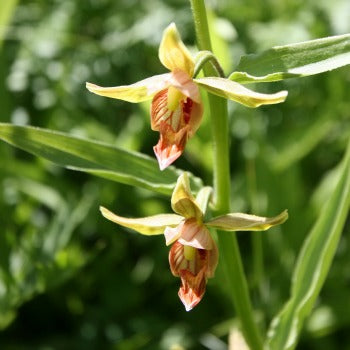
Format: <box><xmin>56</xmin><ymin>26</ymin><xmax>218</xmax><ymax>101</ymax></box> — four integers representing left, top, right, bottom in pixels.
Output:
<box><xmin>0</xmin><ymin>123</ymin><xmax>202</xmax><ymax>195</ymax></box>
<box><xmin>0</xmin><ymin>182</ymin><xmax>95</xmax><ymax>330</ymax></box>
<box><xmin>229</xmin><ymin>34</ymin><xmax>350</xmax><ymax>83</ymax></box>
<box><xmin>266</xmin><ymin>138</ymin><xmax>350</xmax><ymax>350</ymax></box>
<box><xmin>269</xmin><ymin>119</ymin><xmax>334</xmax><ymax>172</ymax></box>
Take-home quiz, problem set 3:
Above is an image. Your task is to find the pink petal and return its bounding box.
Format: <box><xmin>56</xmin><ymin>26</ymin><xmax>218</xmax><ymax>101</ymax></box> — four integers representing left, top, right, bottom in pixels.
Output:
<box><xmin>169</xmin><ymin>70</ymin><xmax>201</xmax><ymax>103</ymax></box>
<box><xmin>178</xmin><ymin>219</ymin><xmax>214</xmax><ymax>250</ymax></box>
<box><xmin>164</xmin><ymin>224</ymin><xmax>183</xmax><ymax>246</ymax></box>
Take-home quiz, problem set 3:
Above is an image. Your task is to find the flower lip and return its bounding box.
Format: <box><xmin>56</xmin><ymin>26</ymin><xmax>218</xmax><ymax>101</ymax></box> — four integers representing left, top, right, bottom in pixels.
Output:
<box><xmin>154</xmin><ymin>141</ymin><xmax>184</xmax><ymax>171</ymax></box>
<box><xmin>169</xmin><ymin>241</ymin><xmax>218</xmax><ymax>311</ymax></box>
<box><xmin>178</xmin><ymin>269</ymin><xmax>206</xmax><ymax>311</ymax></box>
<box><xmin>150</xmin><ymin>72</ymin><xmax>203</xmax><ymax>170</ymax></box>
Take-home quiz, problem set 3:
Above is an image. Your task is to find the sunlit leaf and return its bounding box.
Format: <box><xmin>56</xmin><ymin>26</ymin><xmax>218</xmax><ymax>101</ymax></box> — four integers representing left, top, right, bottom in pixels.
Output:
<box><xmin>266</xmin><ymin>138</ymin><xmax>350</xmax><ymax>350</ymax></box>
<box><xmin>0</xmin><ymin>123</ymin><xmax>202</xmax><ymax>195</ymax></box>
<box><xmin>230</xmin><ymin>34</ymin><xmax>350</xmax><ymax>83</ymax></box>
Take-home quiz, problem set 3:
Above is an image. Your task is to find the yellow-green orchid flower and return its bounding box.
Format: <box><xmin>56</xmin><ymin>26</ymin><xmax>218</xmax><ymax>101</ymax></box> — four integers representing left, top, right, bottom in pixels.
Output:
<box><xmin>86</xmin><ymin>23</ymin><xmax>288</xmax><ymax>170</ymax></box>
<box><xmin>100</xmin><ymin>173</ymin><xmax>288</xmax><ymax>311</ymax></box>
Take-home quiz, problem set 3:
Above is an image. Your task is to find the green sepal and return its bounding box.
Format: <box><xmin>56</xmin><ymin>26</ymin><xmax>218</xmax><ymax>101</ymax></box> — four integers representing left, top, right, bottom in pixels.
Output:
<box><xmin>195</xmin><ymin>186</ymin><xmax>212</xmax><ymax>215</ymax></box>
<box><xmin>206</xmin><ymin>210</ymin><xmax>288</xmax><ymax>231</ymax></box>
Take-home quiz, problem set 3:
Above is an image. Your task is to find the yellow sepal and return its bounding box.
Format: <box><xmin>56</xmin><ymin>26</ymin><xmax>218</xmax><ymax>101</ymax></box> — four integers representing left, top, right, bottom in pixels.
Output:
<box><xmin>159</xmin><ymin>23</ymin><xmax>195</xmax><ymax>76</ymax></box>
<box><xmin>195</xmin><ymin>77</ymin><xmax>288</xmax><ymax>107</ymax></box>
<box><xmin>171</xmin><ymin>173</ymin><xmax>203</xmax><ymax>220</ymax></box>
<box><xmin>100</xmin><ymin>206</ymin><xmax>183</xmax><ymax>235</ymax></box>
<box><xmin>86</xmin><ymin>73</ymin><xmax>171</xmax><ymax>103</ymax></box>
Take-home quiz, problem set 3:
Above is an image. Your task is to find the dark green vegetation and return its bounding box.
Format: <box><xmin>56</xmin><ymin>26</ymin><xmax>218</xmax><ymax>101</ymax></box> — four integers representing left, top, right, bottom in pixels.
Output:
<box><xmin>0</xmin><ymin>0</ymin><xmax>349</xmax><ymax>349</ymax></box>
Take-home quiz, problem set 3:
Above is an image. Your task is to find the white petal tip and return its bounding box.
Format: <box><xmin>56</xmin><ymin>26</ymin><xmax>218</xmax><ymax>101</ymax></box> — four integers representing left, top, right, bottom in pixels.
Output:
<box><xmin>159</xmin><ymin>162</ymin><xmax>167</xmax><ymax>171</ymax></box>
<box><xmin>153</xmin><ymin>145</ymin><xmax>182</xmax><ymax>171</ymax></box>
<box><xmin>86</xmin><ymin>82</ymin><xmax>100</xmax><ymax>94</ymax></box>
<box><xmin>99</xmin><ymin>206</ymin><xmax>107</xmax><ymax>215</ymax></box>
<box><xmin>185</xmin><ymin>305</ymin><xmax>193</xmax><ymax>312</ymax></box>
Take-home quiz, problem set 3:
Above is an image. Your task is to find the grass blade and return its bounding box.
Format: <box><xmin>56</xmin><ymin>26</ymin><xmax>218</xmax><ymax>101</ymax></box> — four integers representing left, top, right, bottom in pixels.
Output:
<box><xmin>266</xmin><ymin>138</ymin><xmax>350</xmax><ymax>350</ymax></box>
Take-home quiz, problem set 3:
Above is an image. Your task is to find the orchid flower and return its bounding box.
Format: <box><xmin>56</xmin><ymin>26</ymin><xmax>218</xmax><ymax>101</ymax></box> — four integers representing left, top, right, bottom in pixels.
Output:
<box><xmin>100</xmin><ymin>173</ymin><xmax>288</xmax><ymax>311</ymax></box>
<box><xmin>86</xmin><ymin>23</ymin><xmax>288</xmax><ymax>170</ymax></box>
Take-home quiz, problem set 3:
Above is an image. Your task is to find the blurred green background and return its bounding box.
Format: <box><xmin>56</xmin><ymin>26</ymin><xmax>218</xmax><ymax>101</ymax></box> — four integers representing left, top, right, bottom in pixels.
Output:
<box><xmin>0</xmin><ymin>0</ymin><xmax>349</xmax><ymax>349</ymax></box>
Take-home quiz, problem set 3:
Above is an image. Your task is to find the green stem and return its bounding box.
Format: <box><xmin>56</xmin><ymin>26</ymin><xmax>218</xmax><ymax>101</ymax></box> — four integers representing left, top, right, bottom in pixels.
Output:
<box><xmin>194</xmin><ymin>50</ymin><xmax>225</xmax><ymax>78</ymax></box>
<box><xmin>190</xmin><ymin>1</ymin><xmax>263</xmax><ymax>349</ymax></box>
<box><xmin>190</xmin><ymin>0</ymin><xmax>230</xmax><ymax>212</ymax></box>
<box><xmin>247</xmin><ymin>159</ymin><xmax>265</xmax><ymax>292</ymax></box>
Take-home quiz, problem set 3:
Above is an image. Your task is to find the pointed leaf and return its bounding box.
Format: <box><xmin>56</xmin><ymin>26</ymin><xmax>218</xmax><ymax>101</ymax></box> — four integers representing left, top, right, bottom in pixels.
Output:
<box><xmin>159</xmin><ymin>23</ymin><xmax>195</xmax><ymax>76</ymax></box>
<box><xmin>100</xmin><ymin>206</ymin><xmax>182</xmax><ymax>235</ymax></box>
<box><xmin>230</xmin><ymin>34</ymin><xmax>350</xmax><ymax>83</ymax></box>
<box><xmin>171</xmin><ymin>173</ymin><xmax>203</xmax><ymax>219</ymax></box>
<box><xmin>206</xmin><ymin>210</ymin><xmax>288</xmax><ymax>231</ymax></box>
<box><xmin>195</xmin><ymin>77</ymin><xmax>287</xmax><ymax>107</ymax></box>
<box><xmin>86</xmin><ymin>73</ymin><xmax>171</xmax><ymax>103</ymax></box>
<box><xmin>266</xmin><ymin>138</ymin><xmax>350</xmax><ymax>350</ymax></box>
<box><xmin>0</xmin><ymin>123</ymin><xmax>203</xmax><ymax>195</ymax></box>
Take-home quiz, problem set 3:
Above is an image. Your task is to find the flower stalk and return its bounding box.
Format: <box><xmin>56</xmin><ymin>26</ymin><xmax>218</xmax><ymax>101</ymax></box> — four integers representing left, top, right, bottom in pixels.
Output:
<box><xmin>190</xmin><ymin>0</ymin><xmax>264</xmax><ymax>349</ymax></box>
<box><xmin>194</xmin><ymin>50</ymin><xmax>225</xmax><ymax>78</ymax></box>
